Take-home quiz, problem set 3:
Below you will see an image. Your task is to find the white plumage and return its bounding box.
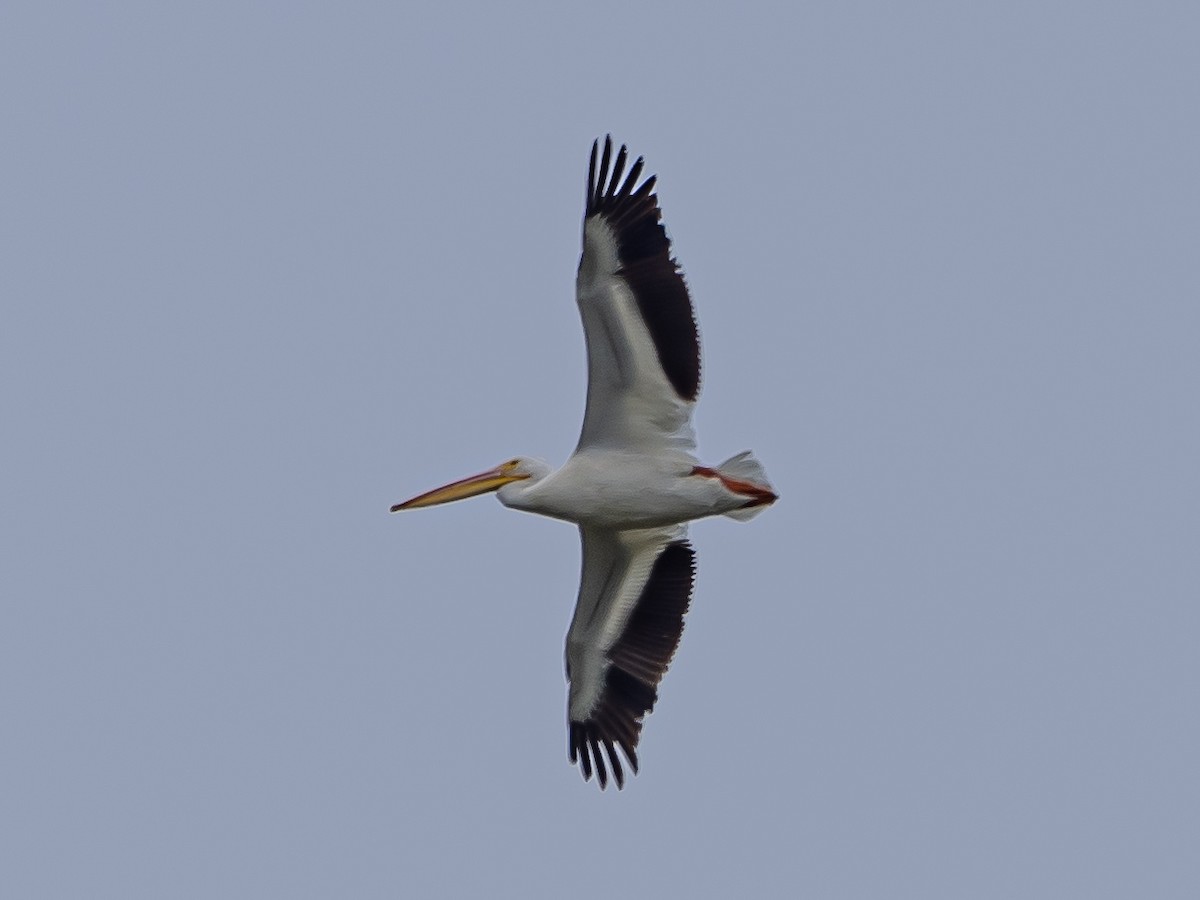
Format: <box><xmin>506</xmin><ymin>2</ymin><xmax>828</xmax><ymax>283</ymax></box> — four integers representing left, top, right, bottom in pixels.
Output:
<box><xmin>392</xmin><ymin>137</ymin><xmax>777</xmax><ymax>788</ymax></box>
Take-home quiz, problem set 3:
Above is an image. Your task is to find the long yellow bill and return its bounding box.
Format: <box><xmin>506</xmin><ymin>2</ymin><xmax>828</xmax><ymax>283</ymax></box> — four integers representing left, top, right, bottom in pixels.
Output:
<box><xmin>390</xmin><ymin>464</ymin><xmax>527</xmax><ymax>512</ymax></box>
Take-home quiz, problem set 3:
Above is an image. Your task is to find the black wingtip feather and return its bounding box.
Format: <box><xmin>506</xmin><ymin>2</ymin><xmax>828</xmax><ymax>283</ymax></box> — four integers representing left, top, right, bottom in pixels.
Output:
<box><xmin>605</xmin><ymin>740</ymin><xmax>625</xmax><ymax>789</ymax></box>
<box><xmin>587</xmin><ymin>140</ymin><xmax>599</xmax><ymax>210</ymax></box>
<box><xmin>619</xmin><ymin>157</ymin><xmax>644</xmax><ymax>198</ymax></box>
<box><xmin>597</xmin><ymin>137</ymin><xmax>613</xmax><ymax>207</ymax></box>
<box><xmin>591</xmin><ymin>738</ymin><xmax>608</xmax><ymax>789</ymax></box>
<box><xmin>607</xmin><ymin>145</ymin><xmax>627</xmax><ymax>199</ymax></box>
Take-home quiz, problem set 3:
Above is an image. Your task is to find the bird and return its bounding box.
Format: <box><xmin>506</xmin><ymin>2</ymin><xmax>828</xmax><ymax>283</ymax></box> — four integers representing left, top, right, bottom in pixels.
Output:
<box><xmin>391</xmin><ymin>137</ymin><xmax>777</xmax><ymax>789</ymax></box>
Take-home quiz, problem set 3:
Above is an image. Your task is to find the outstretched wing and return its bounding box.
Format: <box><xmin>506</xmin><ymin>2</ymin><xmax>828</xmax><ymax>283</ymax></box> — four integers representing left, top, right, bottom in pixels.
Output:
<box><xmin>564</xmin><ymin>524</ymin><xmax>696</xmax><ymax>789</ymax></box>
<box><xmin>574</xmin><ymin>137</ymin><xmax>701</xmax><ymax>454</ymax></box>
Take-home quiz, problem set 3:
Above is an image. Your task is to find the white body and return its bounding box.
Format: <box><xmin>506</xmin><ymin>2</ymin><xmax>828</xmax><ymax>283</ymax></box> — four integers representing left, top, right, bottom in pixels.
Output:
<box><xmin>499</xmin><ymin>449</ymin><xmax>741</xmax><ymax>529</ymax></box>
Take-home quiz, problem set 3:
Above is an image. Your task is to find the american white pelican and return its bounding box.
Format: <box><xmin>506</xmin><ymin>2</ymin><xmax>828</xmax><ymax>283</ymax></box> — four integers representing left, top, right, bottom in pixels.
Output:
<box><xmin>392</xmin><ymin>137</ymin><xmax>777</xmax><ymax>789</ymax></box>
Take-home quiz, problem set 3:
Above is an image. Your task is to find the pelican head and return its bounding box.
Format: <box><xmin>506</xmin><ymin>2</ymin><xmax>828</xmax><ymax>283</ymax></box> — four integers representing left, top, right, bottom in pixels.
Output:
<box><xmin>390</xmin><ymin>457</ymin><xmax>550</xmax><ymax>512</ymax></box>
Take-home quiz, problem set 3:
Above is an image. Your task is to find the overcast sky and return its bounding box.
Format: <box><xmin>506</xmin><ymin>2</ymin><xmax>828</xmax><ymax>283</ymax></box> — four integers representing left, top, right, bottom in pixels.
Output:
<box><xmin>3</xmin><ymin>3</ymin><xmax>1198</xmax><ymax>898</ymax></box>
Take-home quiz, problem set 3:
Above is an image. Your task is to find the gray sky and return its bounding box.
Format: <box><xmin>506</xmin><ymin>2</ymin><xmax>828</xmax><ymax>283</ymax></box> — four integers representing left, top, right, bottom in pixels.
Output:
<box><xmin>3</xmin><ymin>3</ymin><xmax>1198</xmax><ymax>897</ymax></box>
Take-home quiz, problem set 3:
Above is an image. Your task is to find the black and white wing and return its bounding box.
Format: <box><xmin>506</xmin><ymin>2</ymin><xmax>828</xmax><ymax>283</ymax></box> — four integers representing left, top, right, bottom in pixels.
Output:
<box><xmin>564</xmin><ymin>525</ymin><xmax>696</xmax><ymax>789</ymax></box>
<box><xmin>574</xmin><ymin>137</ymin><xmax>701</xmax><ymax>454</ymax></box>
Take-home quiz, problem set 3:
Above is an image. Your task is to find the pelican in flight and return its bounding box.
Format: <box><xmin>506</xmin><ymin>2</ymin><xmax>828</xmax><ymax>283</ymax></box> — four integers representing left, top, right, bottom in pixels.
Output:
<box><xmin>392</xmin><ymin>137</ymin><xmax>777</xmax><ymax>789</ymax></box>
